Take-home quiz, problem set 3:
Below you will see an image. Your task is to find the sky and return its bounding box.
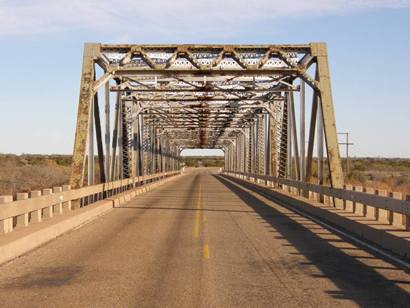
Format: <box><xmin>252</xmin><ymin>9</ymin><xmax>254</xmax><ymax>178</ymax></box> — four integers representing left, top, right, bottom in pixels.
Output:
<box><xmin>0</xmin><ymin>0</ymin><xmax>409</xmax><ymax>157</ymax></box>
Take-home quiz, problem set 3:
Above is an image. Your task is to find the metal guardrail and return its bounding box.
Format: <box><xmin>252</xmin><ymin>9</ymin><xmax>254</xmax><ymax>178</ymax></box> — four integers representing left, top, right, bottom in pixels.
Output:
<box><xmin>0</xmin><ymin>171</ymin><xmax>181</xmax><ymax>234</ymax></box>
<box><xmin>224</xmin><ymin>171</ymin><xmax>410</xmax><ymax>228</ymax></box>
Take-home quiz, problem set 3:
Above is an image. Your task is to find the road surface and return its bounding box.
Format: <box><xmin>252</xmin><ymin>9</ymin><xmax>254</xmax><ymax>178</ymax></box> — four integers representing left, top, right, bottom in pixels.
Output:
<box><xmin>0</xmin><ymin>168</ymin><xmax>409</xmax><ymax>307</ymax></box>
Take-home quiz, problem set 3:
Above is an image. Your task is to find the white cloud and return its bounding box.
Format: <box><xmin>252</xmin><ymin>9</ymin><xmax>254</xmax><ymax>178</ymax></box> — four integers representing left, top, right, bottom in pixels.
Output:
<box><xmin>0</xmin><ymin>0</ymin><xmax>409</xmax><ymax>36</ymax></box>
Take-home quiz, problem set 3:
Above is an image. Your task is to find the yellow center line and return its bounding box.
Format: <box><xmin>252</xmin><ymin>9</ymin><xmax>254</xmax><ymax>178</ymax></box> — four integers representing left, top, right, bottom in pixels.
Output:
<box><xmin>193</xmin><ymin>181</ymin><xmax>211</xmax><ymax>260</ymax></box>
<box><xmin>203</xmin><ymin>244</ymin><xmax>210</xmax><ymax>259</ymax></box>
<box><xmin>194</xmin><ymin>183</ymin><xmax>202</xmax><ymax>238</ymax></box>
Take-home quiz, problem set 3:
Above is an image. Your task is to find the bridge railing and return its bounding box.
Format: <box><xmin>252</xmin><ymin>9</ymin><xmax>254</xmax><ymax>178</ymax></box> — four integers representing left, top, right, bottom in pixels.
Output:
<box><xmin>0</xmin><ymin>171</ymin><xmax>181</xmax><ymax>234</ymax></box>
<box><xmin>223</xmin><ymin>171</ymin><xmax>410</xmax><ymax>230</ymax></box>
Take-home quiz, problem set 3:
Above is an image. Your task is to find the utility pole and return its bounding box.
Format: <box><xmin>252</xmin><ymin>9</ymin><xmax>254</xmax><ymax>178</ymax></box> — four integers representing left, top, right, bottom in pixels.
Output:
<box><xmin>338</xmin><ymin>132</ymin><xmax>354</xmax><ymax>175</ymax></box>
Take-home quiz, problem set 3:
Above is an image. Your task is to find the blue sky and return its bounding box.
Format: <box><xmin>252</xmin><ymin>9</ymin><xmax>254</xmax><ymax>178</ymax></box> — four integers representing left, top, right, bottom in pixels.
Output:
<box><xmin>0</xmin><ymin>0</ymin><xmax>409</xmax><ymax>157</ymax></box>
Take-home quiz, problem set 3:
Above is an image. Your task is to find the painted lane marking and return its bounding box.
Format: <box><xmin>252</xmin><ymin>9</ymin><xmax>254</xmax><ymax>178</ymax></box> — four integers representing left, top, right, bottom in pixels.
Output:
<box><xmin>203</xmin><ymin>244</ymin><xmax>210</xmax><ymax>259</ymax></box>
<box><xmin>194</xmin><ymin>184</ymin><xmax>202</xmax><ymax>238</ymax></box>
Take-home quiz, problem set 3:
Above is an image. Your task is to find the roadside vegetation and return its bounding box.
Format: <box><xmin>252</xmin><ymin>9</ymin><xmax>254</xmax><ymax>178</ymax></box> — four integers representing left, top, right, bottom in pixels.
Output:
<box><xmin>181</xmin><ymin>156</ymin><xmax>224</xmax><ymax>168</ymax></box>
<box><xmin>345</xmin><ymin>158</ymin><xmax>410</xmax><ymax>195</ymax></box>
<box><xmin>1</xmin><ymin>154</ymin><xmax>409</xmax><ymax>197</ymax></box>
<box><xmin>303</xmin><ymin>158</ymin><xmax>410</xmax><ymax>196</ymax></box>
<box><xmin>0</xmin><ymin>154</ymin><xmax>71</xmax><ymax>195</ymax></box>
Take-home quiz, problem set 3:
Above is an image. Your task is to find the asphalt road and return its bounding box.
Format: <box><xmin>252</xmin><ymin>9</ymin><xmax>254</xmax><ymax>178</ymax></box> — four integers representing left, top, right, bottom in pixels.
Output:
<box><xmin>0</xmin><ymin>168</ymin><xmax>410</xmax><ymax>307</ymax></box>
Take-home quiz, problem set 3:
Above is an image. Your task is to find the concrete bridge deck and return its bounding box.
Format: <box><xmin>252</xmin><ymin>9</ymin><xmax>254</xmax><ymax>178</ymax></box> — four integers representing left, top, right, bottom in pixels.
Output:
<box><xmin>0</xmin><ymin>169</ymin><xmax>409</xmax><ymax>307</ymax></box>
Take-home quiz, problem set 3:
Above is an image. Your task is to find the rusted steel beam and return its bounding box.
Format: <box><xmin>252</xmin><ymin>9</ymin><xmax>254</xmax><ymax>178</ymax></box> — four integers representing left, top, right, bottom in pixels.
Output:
<box><xmin>94</xmin><ymin>90</ymin><xmax>106</xmax><ymax>183</ymax></box>
<box><xmin>110</xmin><ymin>88</ymin><xmax>299</xmax><ymax>93</ymax></box>
<box><xmin>305</xmin><ymin>91</ymin><xmax>318</xmax><ymax>182</ymax></box>
<box><xmin>100</xmin><ymin>43</ymin><xmax>311</xmax><ymax>51</ymax></box>
<box><xmin>311</xmin><ymin>42</ymin><xmax>344</xmax><ymax>189</ymax></box>
<box><xmin>70</xmin><ymin>43</ymin><xmax>100</xmax><ymax>189</ymax></box>
<box><xmin>110</xmin><ymin>69</ymin><xmax>301</xmax><ymax>77</ymax></box>
<box><xmin>71</xmin><ymin>42</ymin><xmax>344</xmax><ymax>189</ymax></box>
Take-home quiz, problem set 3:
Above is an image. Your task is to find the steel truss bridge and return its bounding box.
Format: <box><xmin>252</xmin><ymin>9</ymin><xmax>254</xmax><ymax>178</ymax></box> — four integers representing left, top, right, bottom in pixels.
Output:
<box><xmin>3</xmin><ymin>42</ymin><xmax>410</xmax><ymax>306</ymax></box>
<box><xmin>70</xmin><ymin>42</ymin><xmax>343</xmax><ymax>189</ymax></box>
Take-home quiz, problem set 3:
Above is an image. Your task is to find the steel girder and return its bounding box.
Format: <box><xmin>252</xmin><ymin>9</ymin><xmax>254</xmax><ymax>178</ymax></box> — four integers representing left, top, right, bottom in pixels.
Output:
<box><xmin>70</xmin><ymin>43</ymin><xmax>344</xmax><ymax>191</ymax></box>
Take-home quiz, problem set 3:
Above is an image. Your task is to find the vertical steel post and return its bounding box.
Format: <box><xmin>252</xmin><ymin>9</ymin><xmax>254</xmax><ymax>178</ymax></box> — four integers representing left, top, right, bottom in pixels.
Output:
<box><xmin>305</xmin><ymin>91</ymin><xmax>318</xmax><ymax>182</ymax></box>
<box><xmin>104</xmin><ymin>81</ymin><xmax>110</xmax><ymax>181</ymax></box>
<box><xmin>240</xmin><ymin>135</ymin><xmax>242</xmax><ymax>173</ymax></box>
<box><xmin>269</xmin><ymin>105</ymin><xmax>278</xmax><ymax>177</ymax></box>
<box><xmin>264</xmin><ymin>113</ymin><xmax>271</xmax><ymax>175</ymax></box>
<box><xmin>253</xmin><ymin>121</ymin><xmax>257</xmax><ymax>174</ymax></box>
<box><xmin>151</xmin><ymin>125</ymin><xmax>156</xmax><ymax>173</ymax></box>
<box><xmin>236</xmin><ymin>137</ymin><xmax>240</xmax><ymax>172</ymax></box>
<box><xmin>236</xmin><ymin>136</ymin><xmax>239</xmax><ymax>172</ymax></box>
<box><xmin>70</xmin><ymin>43</ymin><xmax>100</xmax><ymax>189</ymax></box>
<box><xmin>224</xmin><ymin>146</ymin><xmax>228</xmax><ymax>170</ymax></box>
<box><xmin>300</xmin><ymin>80</ymin><xmax>305</xmax><ymax>181</ymax></box>
<box><xmin>290</xmin><ymin>92</ymin><xmax>301</xmax><ymax>180</ymax></box>
<box><xmin>228</xmin><ymin>145</ymin><xmax>231</xmax><ymax>171</ymax></box>
<box><xmin>159</xmin><ymin>136</ymin><xmax>163</xmax><ymax>173</ymax></box>
<box><xmin>278</xmin><ymin>97</ymin><xmax>288</xmax><ymax>178</ymax></box>
<box><xmin>93</xmin><ymin>91</ymin><xmax>106</xmax><ymax>183</ymax></box>
<box><xmin>117</xmin><ymin>98</ymin><xmax>123</xmax><ymax>179</ymax></box>
<box><xmin>287</xmin><ymin>93</ymin><xmax>292</xmax><ymax>178</ymax></box>
<box><xmin>110</xmin><ymin>92</ymin><xmax>120</xmax><ymax>180</ymax></box>
<box><xmin>247</xmin><ymin>127</ymin><xmax>251</xmax><ymax>173</ymax></box>
<box><xmin>317</xmin><ymin>97</ymin><xmax>324</xmax><ymax>185</ymax></box>
<box><xmin>253</xmin><ymin>121</ymin><xmax>258</xmax><ymax>174</ymax></box>
<box><xmin>132</xmin><ymin>106</ymin><xmax>139</xmax><ymax>177</ymax></box>
<box><xmin>172</xmin><ymin>145</ymin><xmax>175</xmax><ymax>171</ymax></box>
<box><xmin>242</xmin><ymin>131</ymin><xmax>246</xmax><ymax>173</ymax></box>
<box><xmin>232</xmin><ymin>143</ymin><xmax>235</xmax><ymax>171</ymax></box>
<box><xmin>138</xmin><ymin>114</ymin><xmax>144</xmax><ymax>176</ymax></box>
<box><xmin>311</xmin><ymin>42</ymin><xmax>344</xmax><ymax>188</ymax></box>
<box><xmin>228</xmin><ymin>145</ymin><xmax>232</xmax><ymax>171</ymax></box>
<box><xmin>88</xmin><ymin>96</ymin><xmax>94</xmax><ymax>186</ymax></box>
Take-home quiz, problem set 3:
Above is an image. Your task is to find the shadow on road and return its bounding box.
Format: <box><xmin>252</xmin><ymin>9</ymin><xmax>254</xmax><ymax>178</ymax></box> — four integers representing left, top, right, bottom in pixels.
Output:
<box><xmin>214</xmin><ymin>175</ymin><xmax>410</xmax><ymax>307</ymax></box>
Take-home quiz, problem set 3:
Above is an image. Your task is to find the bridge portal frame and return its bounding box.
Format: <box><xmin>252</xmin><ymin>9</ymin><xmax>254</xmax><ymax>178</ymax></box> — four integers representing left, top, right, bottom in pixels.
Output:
<box><xmin>70</xmin><ymin>42</ymin><xmax>344</xmax><ymax>190</ymax></box>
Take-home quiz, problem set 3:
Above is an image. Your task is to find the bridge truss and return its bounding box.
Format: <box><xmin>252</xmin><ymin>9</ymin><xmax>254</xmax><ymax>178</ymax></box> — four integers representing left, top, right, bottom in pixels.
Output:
<box><xmin>70</xmin><ymin>43</ymin><xmax>344</xmax><ymax>189</ymax></box>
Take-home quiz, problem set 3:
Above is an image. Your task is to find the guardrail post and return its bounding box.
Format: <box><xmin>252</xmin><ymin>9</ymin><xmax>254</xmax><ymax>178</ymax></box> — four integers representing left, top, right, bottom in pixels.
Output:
<box><xmin>315</xmin><ymin>191</ymin><xmax>321</xmax><ymax>202</ymax></box>
<box><xmin>30</xmin><ymin>191</ymin><xmax>42</xmax><ymax>222</ymax></box>
<box><xmin>311</xmin><ymin>191</ymin><xmax>318</xmax><ymax>202</ymax></box>
<box><xmin>364</xmin><ymin>187</ymin><xmax>376</xmax><ymax>219</ymax></box>
<box><xmin>376</xmin><ymin>189</ymin><xmax>390</xmax><ymax>224</ymax></box>
<box><xmin>324</xmin><ymin>194</ymin><xmax>330</xmax><ymax>206</ymax></box>
<box><xmin>353</xmin><ymin>186</ymin><xmax>364</xmax><ymax>215</ymax></box>
<box><xmin>390</xmin><ymin>192</ymin><xmax>404</xmax><ymax>228</ymax></box>
<box><xmin>345</xmin><ymin>185</ymin><xmax>353</xmax><ymax>212</ymax></box>
<box><xmin>72</xmin><ymin>198</ymin><xmax>81</xmax><ymax>210</ymax></box>
<box><xmin>53</xmin><ymin>187</ymin><xmax>64</xmax><ymax>214</ymax></box>
<box><xmin>308</xmin><ymin>190</ymin><xmax>313</xmax><ymax>201</ymax></box>
<box><xmin>62</xmin><ymin>185</ymin><xmax>72</xmax><ymax>211</ymax></box>
<box><xmin>405</xmin><ymin>195</ymin><xmax>410</xmax><ymax>230</ymax></box>
<box><xmin>16</xmin><ymin>193</ymin><xmax>29</xmax><ymax>227</ymax></box>
<box><xmin>42</xmin><ymin>189</ymin><xmax>53</xmax><ymax>219</ymax></box>
<box><xmin>0</xmin><ymin>195</ymin><xmax>13</xmax><ymax>233</ymax></box>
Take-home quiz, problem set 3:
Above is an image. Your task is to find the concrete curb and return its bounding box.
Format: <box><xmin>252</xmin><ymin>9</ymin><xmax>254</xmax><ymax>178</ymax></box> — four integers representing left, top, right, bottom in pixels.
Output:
<box><xmin>107</xmin><ymin>173</ymin><xmax>183</xmax><ymax>207</ymax></box>
<box><xmin>0</xmin><ymin>200</ymin><xmax>113</xmax><ymax>266</ymax></box>
<box><xmin>0</xmin><ymin>173</ymin><xmax>182</xmax><ymax>265</ymax></box>
<box><xmin>222</xmin><ymin>174</ymin><xmax>410</xmax><ymax>260</ymax></box>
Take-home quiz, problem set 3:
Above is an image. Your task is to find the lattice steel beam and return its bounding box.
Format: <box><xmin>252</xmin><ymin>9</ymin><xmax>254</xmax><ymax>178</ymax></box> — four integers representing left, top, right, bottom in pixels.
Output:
<box><xmin>70</xmin><ymin>42</ymin><xmax>343</xmax><ymax>190</ymax></box>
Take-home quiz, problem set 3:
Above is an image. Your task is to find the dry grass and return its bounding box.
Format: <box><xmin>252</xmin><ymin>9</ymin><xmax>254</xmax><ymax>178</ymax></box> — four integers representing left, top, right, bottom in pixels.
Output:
<box><xmin>181</xmin><ymin>156</ymin><xmax>224</xmax><ymax>167</ymax></box>
<box><xmin>1</xmin><ymin>154</ymin><xmax>409</xmax><ymax>198</ymax></box>
<box><xmin>345</xmin><ymin>158</ymin><xmax>410</xmax><ymax>196</ymax></box>
<box><xmin>0</xmin><ymin>154</ymin><xmax>71</xmax><ymax>196</ymax></box>
<box><xmin>307</xmin><ymin>158</ymin><xmax>410</xmax><ymax>197</ymax></box>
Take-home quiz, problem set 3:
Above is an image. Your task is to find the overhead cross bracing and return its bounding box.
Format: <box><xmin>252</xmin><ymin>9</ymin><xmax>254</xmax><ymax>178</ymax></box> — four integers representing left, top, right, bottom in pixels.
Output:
<box><xmin>103</xmin><ymin>44</ymin><xmax>301</xmax><ymax>149</ymax></box>
<box><xmin>70</xmin><ymin>43</ymin><xmax>344</xmax><ymax>192</ymax></box>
